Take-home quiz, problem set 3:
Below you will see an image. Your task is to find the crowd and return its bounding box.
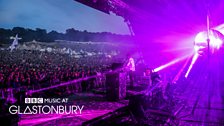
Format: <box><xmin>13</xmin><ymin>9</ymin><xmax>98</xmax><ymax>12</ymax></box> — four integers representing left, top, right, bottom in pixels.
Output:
<box><xmin>0</xmin><ymin>49</ymin><xmax>119</xmax><ymax>98</ymax></box>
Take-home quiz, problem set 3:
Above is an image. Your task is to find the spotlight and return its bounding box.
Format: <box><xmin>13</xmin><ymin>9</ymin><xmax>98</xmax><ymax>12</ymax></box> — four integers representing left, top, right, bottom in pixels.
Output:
<box><xmin>185</xmin><ymin>29</ymin><xmax>224</xmax><ymax>78</ymax></box>
<box><xmin>194</xmin><ymin>29</ymin><xmax>224</xmax><ymax>54</ymax></box>
<box><xmin>154</xmin><ymin>54</ymin><xmax>191</xmax><ymax>72</ymax></box>
<box><xmin>185</xmin><ymin>53</ymin><xmax>199</xmax><ymax>78</ymax></box>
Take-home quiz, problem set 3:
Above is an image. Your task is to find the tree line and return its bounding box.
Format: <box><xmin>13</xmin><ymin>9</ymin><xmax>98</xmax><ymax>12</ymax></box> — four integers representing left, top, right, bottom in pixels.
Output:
<box><xmin>0</xmin><ymin>27</ymin><xmax>133</xmax><ymax>44</ymax></box>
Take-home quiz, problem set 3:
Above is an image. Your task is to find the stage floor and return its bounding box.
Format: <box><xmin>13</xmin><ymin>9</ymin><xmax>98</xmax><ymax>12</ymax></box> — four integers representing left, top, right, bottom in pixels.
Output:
<box><xmin>173</xmin><ymin>79</ymin><xmax>224</xmax><ymax>125</ymax></box>
<box><xmin>18</xmin><ymin>79</ymin><xmax>224</xmax><ymax>126</ymax></box>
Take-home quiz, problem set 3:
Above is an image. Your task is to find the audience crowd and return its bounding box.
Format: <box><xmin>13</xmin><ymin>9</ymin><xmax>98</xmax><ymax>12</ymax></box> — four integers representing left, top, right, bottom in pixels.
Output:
<box><xmin>0</xmin><ymin>49</ymin><xmax>118</xmax><ymax>97</ymax></box>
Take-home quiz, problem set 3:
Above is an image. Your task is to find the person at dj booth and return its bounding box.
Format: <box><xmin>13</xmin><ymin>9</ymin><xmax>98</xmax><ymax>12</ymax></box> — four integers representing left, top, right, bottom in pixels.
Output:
<box><xmin>143</xmin><ymin>67</ymin><xmax>152</xmax><ymax>86</ymax></box>
<box><xmin>150</xmin><ymin>69</ymin><xmax>161</xmax><ymax>85</ymax></box>
<box><xmin>143</xmin><ymin>68</ymin><xmax>161</xmax><ymax>87</ymax></box>
<box><xmin>124</xmin><ymin>54</ymin><xmax>135</xmax><ymax>88</ymax></box>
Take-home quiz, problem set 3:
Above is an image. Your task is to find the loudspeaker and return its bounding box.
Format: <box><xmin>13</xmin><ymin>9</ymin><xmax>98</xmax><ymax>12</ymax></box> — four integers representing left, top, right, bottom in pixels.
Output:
<box><xmin>106</xmin><ymin>72</ymin><xmax>126</xmax><ymax>101</ymax></box>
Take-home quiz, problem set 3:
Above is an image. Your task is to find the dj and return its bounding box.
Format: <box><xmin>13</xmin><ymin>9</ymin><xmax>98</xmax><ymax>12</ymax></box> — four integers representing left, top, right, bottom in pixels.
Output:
<box><xmin>124</xmin><ymin>54</ymin><xmax>135</xmax><ymax>88</ymax></box>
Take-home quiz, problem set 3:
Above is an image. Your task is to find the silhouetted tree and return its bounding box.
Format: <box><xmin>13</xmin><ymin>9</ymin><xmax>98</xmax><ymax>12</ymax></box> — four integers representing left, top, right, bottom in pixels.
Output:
<box><xmin>0</xmin><ymin>27</ymin><xmax>132</xmax><ymax>44</ymax></box>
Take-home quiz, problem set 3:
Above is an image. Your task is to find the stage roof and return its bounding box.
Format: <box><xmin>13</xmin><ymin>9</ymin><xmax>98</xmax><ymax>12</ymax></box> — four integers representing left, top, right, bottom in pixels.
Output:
<box><xmin>74</xmin><ymin>0</ymin><xmax>224</xmax><ymax>68</ymax></box>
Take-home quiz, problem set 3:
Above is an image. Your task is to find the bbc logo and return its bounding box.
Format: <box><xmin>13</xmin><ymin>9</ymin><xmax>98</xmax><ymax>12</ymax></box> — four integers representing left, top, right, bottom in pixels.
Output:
<box><xmin>25</xmin><ymin>98</ymin><xmax>43</xmax><ymax>104</ymax></box>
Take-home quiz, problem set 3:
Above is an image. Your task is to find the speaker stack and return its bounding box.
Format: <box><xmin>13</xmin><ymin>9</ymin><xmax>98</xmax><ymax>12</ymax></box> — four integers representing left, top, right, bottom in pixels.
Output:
<box><xmin>106</xmin><ymin>72</ymin><xmax>126</xmax><ymax>101</ymax></box>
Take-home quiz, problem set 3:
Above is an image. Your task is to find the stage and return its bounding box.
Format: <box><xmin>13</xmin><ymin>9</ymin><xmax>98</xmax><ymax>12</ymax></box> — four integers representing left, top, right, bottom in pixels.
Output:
<box><xmin>17</xmin><ymin>78</ymin><xmax>224</xmax><ymax>126</ymax></box>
